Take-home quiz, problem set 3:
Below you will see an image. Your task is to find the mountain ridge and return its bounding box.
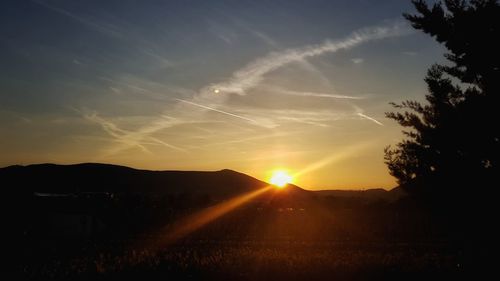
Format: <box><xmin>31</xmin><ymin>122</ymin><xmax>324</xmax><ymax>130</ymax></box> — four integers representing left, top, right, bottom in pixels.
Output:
<box><xmin>1</xmin><ymin>163</ymin><xmax>311</xmax><ymax>201</ymax></box>
<box><xmin>1</xmin><ymin>163</ymin><xmax>400</xmax><ymax>201</ymax></box>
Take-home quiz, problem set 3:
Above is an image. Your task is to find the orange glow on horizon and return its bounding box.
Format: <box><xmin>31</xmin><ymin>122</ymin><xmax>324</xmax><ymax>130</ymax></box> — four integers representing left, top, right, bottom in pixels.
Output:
<box><xmin>269</xmin><ymin>170</ymin><xmax>293</xmax><ymax>188</ymax></box>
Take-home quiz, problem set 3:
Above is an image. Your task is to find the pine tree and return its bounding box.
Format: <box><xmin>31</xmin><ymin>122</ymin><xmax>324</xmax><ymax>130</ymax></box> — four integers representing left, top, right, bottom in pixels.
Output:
<box><xmin>385</xmin><ymin>0</ymin><xmax>500</xmax><ymax>195</ymax></box>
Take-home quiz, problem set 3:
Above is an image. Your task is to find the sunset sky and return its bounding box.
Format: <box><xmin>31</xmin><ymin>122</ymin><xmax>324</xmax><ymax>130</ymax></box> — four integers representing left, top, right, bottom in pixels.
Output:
<box><xmin>0</xmin><ymin>0</ymin><xmax>446</xmax><ymax>190</ymax></box>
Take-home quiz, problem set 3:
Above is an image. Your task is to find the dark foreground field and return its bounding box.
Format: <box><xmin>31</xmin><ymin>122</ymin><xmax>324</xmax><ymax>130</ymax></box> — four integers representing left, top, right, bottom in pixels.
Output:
<box><xmin>18</xmin><ymin>239</ymin><xmax>461</xmax><ymax>281</ymax></box>
<box><xmin>5</xmin><ymin>164</ymin><xmax>469</xmax><ymax>280</ymax></box>
<box><xmin>14</xmin><ymin>201</ymin><xmax>465</xmax><ymax>281</ymax></box>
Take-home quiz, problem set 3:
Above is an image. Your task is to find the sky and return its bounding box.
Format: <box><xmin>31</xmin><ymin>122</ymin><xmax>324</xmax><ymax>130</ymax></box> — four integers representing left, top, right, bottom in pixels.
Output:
<box><xmin>0</xmin><ymin>0</ymin><xmax>446</xmax><ymax>190</ymax></box>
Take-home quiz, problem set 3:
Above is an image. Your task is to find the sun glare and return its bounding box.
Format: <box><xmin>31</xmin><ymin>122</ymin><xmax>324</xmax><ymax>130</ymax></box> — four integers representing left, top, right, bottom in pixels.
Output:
<box><xmin>269</xmin><ymin>170</ymin><xmax>293</xmax><ymax>188</ymax></box>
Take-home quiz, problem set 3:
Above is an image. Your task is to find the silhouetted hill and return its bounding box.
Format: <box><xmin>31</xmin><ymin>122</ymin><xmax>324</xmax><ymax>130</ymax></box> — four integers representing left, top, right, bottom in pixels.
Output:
<box><xmin>314</xmin><ymin>188</ymin><xmax>405</xmax><ymax>202</ymax></box>
<box><xmin>1</xmin><ymin>163</ymin><xmax>311</xmax><ymax>202</ymax></box>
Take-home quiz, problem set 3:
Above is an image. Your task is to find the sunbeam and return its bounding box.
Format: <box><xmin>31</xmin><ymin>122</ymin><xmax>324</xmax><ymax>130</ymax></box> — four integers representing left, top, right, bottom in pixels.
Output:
<box><xmin>150</xmin><ymin>185</ymin><xmax>273</xmax><ymax>248</ymax></box>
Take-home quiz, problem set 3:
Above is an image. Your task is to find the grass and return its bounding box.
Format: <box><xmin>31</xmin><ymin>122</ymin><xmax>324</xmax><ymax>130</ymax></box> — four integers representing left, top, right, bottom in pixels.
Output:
<box><xmin>17</xmin><ymin>239</ymin><xmax>462</xmax><ymax>280</ymax></box>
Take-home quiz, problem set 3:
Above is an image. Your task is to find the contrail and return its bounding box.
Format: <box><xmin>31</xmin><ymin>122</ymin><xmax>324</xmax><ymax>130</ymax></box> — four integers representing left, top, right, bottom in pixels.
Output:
<box><xmin>276</xmin><ymin>89</ymin><xmax>363</xmax><ymax>100</ymax></box>
<box><xmin>357</xmin><ymin>112</ymin><xmax>384</xmax><ymax>126</ymax></box>
<box><xmin>32</xmin><ymin>0</ymin><xmax>122</xmax><ymax>38</ymax></box>
<box><xmin>196</xmin><ymin>131</ymin><xmax>293</xmax><ymax>148</ymax></box>
<box><xmin>200</xmin><ymin>22</ymin><xmax>411</xmax><ymax>98</ymax></box>
<box><xmin>176</xmin><ymin>98</ymin><xmax>257</xmax><ymax>124</ymax></box>
<box><xmin>84</xmin><ymin>22</ymin><xmax>408</xmax><ymax>154</ymax></box>
<box><xmin>84</xmin><ymin>112</ymin><xmax>151</xmax><ymax>153</ymax></box>
<box><xmin>352</xmin><ymin>105</ymin><xmax>384</xmax><ymax>126</ymax></box>
<box><xmin>84</xmin><ymin>112</ymin><xmax>188</xmax><ymax>154</ymax></box>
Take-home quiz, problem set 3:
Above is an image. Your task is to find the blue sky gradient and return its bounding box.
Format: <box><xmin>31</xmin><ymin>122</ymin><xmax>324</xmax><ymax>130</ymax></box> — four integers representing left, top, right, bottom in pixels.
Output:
<box><xmin>0</xmin><ymin>0</ymin><xmax>445</xmax><ymax>189</ymax></box>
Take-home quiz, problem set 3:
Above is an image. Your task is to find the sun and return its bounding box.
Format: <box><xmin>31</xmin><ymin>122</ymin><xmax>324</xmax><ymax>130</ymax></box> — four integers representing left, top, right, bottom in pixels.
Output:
<box><xmin>269</xmin><ymin>170</ymin><xmax>293</xmax><ymax>188</ymax></box>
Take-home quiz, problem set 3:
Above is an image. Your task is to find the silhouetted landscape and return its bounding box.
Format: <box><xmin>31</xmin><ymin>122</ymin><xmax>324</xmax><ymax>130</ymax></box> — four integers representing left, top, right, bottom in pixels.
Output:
<box><xmin>6</xmin><ymin>163</ymin><xmax>464</xmax><ymax>280</ymax></box>
<box><xmin>3</xmin><ymin>0</ymin><xmax>499</xmax><ymax>280</ymax></box>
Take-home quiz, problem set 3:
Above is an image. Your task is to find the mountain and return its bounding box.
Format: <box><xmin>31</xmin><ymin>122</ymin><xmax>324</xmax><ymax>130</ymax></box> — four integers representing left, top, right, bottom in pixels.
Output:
<box><xmin>1</xmin><ymin>163</ymin><xmax>406</xmax><ymax>208</ymax></box>
<box><xmin>2</xmin><ymin>163</ymin><xmax>398</xmax><ymax>239</ymax></box>
<box><xmin>314</xmin><ymin>188</ymin><xmax>405</xmax><ymax>202</ymax></box>
<box><xmin>0</xmin><ymin>163</ymin><xmax>310</xmax><ymax>201</ymax></box>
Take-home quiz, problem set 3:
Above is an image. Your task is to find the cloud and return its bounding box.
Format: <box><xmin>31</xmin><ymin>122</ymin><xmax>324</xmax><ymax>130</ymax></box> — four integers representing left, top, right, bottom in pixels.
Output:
<box><xmin>84</xmin><ymin>22</ymin><xmax>407</xmax><ymax>155</ymax></box>
<box><xmin>251</xmin><ymin>30</ymin><xmax>279</xmax><ymax>47</ymax></box>
<box><xmin>273</xmin><ymin>88</ymin><xmax>363</xmax><ymax>100</ymax></box>
<box><xmin>207</xmin><ymin>20</ymin><xmax>239</xmax><ymax>45</ymax></box>
<box><xmin>175</xmin><ymin>98</ymin><xmax>258</xmax><ymax>124</ymax></box>
<box><xmin>232</xmin><ymin>107</ymin><xmax>352</xmax><ymax>128</ymax></box>
<box><xmin>199</xmin><ymin>21</ymin><xmax>411</xmax><ymax>99</ymax></box>
<box><xmin>351</xmin><ymin>58</ymin><xmax>364</xmax><ymax>64</ymax></box>
<box><xmin>141</xmin><ymin>49</ymin><xmax>175</xmax><ymax>68</ymax></box>
<box><xmin>353</xmin><ymin>105</ymin><xmax>384</xmax><ymax>126</ymax></box>
<box><xmin>195</xmin><ymin>131</ymin><xmax>293</xmax><ymax>149</ymax></box>
<box><xmin>33</xmin><ymin>0</ymin><xmax>174</xmax><ymax>58</ymax></box>
<box><xmin>100</xmin><ymin>76</ymin><xmax>195</xmax><ymax>99</ymax></box>
<box><xmin>295</xmin><ymin>59</ymin><xmax>336</xmax><ymax>88</ymax></box>
<box><xmin>32</xmin><ymin>0</ymin><xmax>123</xmax><ymax>38</ymax></box>
<box><xmin>83</xmin><ymin>111</ymin><xmax>188</xmax><ymax>154</ymax></box>
<box><xmin>357</xmin><ymin>112</ymin><xmax>384</xmax><ymax>126</ymax></box>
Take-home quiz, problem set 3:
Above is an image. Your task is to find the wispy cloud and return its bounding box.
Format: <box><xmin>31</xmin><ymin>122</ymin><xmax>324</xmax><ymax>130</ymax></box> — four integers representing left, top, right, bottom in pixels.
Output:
<box><xmin>194</xmin><ymin>131</ymin><xmax>293</xmax><ymax>149</ymax></box>
<box><xmin>295</xmin><ymin>59</ymin><xmax>336</xmax><ymax>88</ymax></box>
<box><xmin>274</xmin><ymin>88</ymin><xmax>364</xmax><ymax>100</ymax></box>
<box><xmin>33</xmin><ymin>0</ymin><xmax>175</xmax><ymax>61</ymax></box>
<box><xmin>175</xmin><ymin>99</ymin><xmax>257</xmax><ymax>124</ymax></box>
<box><xmin>233</xmin><ymin>107</ymin><xmax>354</xmax><ymax>128</ymax></box>
<box><xmin>199</xmin><ymin>22</ymin><xmax>410</xmax><ymax>98</ymax></box>
<box><xmin>141</xmin><ymin>49</ymin><xmax>175</xmax><ymax>68</ymax></box>
<box><xmin>351</xmin><ymin>58</ymin><xmax>364</xmax><ymax>64</ymax></box>
<box><xmin>207</xmin><ymin>20</ymin><xmax>239</xmax><ymax>45</ymax></box>
<box><xmin>83</xmin><ymin>22</ymin><xmax>407</xmax><ymax>155</ymax></box>
<box><xmin>32</xmin><ymin>0</ymin><xmax>123</xmax><ymax>38</ymax></box>
<box><xmin>357</xmin><ymin>112</ymin><xmax>384</xmax><ymax>126</ymax></box>
<box><xmin>100</xmin><ymin>76</ymin><xmax>195</xmax><ymax>100</ymax></box>
<box><xmin>353</xmin><ymin>105</ymin><xmax>384</xmax><ymax>126</ymax></box>
<box><xmin>83</xmin><ymin>111</ymin><xmax>188</xmax><ymax>154</ymax></box>
<box><xmin>251</xmin><ymin>30</ymin><xmax>279</xmax><ymax>47</ymax></box>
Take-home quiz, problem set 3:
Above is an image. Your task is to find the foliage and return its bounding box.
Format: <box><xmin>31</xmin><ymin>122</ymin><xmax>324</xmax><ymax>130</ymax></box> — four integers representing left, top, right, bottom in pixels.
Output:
<box><xmin>385</xmin><ymin>0</ymin><xmax>500</xmax><ymax>193</ymax></box>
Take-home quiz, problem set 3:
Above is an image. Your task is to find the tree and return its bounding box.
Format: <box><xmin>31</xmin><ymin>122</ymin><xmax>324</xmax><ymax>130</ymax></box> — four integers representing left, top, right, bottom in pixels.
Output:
<box><xmin>385</xmin><ymin>0</ymin><xmax>500</xmax><ymax>196</ymax></box>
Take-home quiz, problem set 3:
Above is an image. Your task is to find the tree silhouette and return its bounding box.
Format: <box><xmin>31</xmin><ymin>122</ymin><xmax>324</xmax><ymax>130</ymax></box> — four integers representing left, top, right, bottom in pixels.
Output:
<box><xmin>385</xmin><ymin>0</ymin><xmax>500</xmax><ymax>196</ymax></box>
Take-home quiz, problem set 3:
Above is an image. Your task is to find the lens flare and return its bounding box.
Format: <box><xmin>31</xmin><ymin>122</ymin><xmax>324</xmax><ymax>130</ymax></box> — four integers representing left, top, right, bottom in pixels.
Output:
<box><xmin>147</xmin><ymin>185</ymin><xmax>273</xmax><ymax>249</ymax></box>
